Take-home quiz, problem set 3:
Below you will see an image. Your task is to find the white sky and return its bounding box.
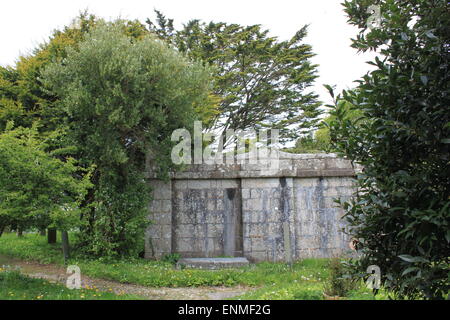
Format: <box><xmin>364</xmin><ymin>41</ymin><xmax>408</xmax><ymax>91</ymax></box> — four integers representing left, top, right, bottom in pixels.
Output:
<box><xmin>0</xmin><ymin>0</ymin><xmax>376</xmax><ymax>105</ymax></box>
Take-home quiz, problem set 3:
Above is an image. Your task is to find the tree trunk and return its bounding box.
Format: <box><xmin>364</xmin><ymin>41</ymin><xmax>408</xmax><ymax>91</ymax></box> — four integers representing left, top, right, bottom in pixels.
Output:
<box><xmin>48</xmin><ymin>228</ymin><xmax>57</xmax><ymax>244</ymax></box>
<box><xmin>61</xmin><ymin>231</ymin><xmax>70</xmax><ymax>264</ymax></box>
<box><xmin>39</xmin><ymin>228</ymin><xmax>46</xmax><ymax>236</ymax></box>
<box><xmin>0</xmin><ymin>226</ymin><xmax>4</xmax><ymax>237</ymax></box>
<box><xmin>17</xmin><ymin>229</ymin><xmax>23</xmax><ymax>237</ymax></box>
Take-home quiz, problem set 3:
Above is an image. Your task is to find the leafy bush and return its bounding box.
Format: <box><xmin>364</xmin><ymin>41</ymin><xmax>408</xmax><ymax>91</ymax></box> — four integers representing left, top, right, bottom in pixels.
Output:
<box><xmin>330</xmin><ymin>0</ymin><xmax>450</xmax><ymax>299</ymax></box>
<box><xmin>162</xmin><ymin>253</ymin><xmax>181</xmax><ymax>265</ymax></box>
<box><xmin>0</xmin><ymin>125</ymin><xmax>92</xmax><ymax>235</ymax></box>
<box><xmin>323</xmin><ymin>258</ymin><xmax>357</xmax><ymax>297</ymax></box>
<box><xmin>285</xmin><ymin>99</ymin><xmax>363</xmax><ymax>154</ymax></box>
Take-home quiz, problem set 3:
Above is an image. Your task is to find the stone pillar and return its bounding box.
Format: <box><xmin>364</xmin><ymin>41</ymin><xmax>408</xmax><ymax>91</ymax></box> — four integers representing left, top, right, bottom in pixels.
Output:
<box><xmin>293</xmin><ymin>176</ymin><xmax>355</xmax><ymax>259</ymax></box>
<box><xmin>241</xmin><ymin>177</ymin><xmax>296</xmax><ymax>262</ymax></box>
<box><xmin>145</xmin><ymin>179</ymin><xmax>172</xmax><ymax>259</ymax></box>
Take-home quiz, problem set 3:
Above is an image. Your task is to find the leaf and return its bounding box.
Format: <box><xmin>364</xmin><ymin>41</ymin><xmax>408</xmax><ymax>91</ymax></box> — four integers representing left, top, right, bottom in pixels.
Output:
<box><xmin>401</xmin><ymin>267</ymin><xmax>419</xmax><ymax>276</ymax></box>
<box><xmin>398</xmin><ymin>255</ymin><xmax>428</xmax><ymax>263</ymax></box>
<box><xmin>393</xmin><ymin>191</ymin><xmax>407</xmax><ymax>198</ymax></box>
<box><xmin>323</xmin><ymin>84</ymin><xmax>335</xmax><ymax>99</ymax></box>
<box><xmin>398</xmin><ymin>255</ymin><xmax>415</xmax><ymax>262</ymax></box>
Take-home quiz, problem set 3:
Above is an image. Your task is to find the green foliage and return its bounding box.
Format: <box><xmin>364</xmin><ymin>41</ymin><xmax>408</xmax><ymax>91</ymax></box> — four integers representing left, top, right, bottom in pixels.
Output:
<box><xmin>42</xmin><ymin>23</ymin><xmax>213</xmax><ymax>257</ymax></box>
<box><xmin>162</xmin><ymin>253</ymin><xmax>181</xmax><ymax>265</ymax></box>
<box><xmin>285</xmin><ymin>99</ymin><xmax>363</xmax><ymax>154</ymax></box>
<box><xmin>0</xmin><ymin>232</ymin><xmax>66</xmax><ymax>264</ymax></box>
<box><xmin>0</xmin><ymin>67</ymin><xmax>28</xmax><ymax>131</ymax></box>
<box><xmin>0</xmin><ymin>125</ymin><xmax>92</xmax><ymax>233</ymax></box>
<box><xmin>5</xmin><ymin>13</ymin><xmax>98</xmax><ymax>134</ymax></box>
<box><xmin>287</xmin><ymin>133</ymin><xmax>330</xmax><ymax>154</ymax></box>
<box><xmin>147</xmin><ymin>10</ymin><xmax>322</xmax><ymax>144</ymax></box>
<box><xmin>330</xmin><ymin>0</ymin><xmax>450</xmax><ymax>299</ymax></box>
<box><xmin>1</xmin><ymin>13</ymin><xmax>215</xmax><ymax>258</ymax></box>
<box><xmin>0</xmin><ymin>269</ymin><xmax>143</xmax><ymax>300</ymax></box>
<box><xmin>1</xmin><ymin>13</ymin><xmax>151</xmax><ymax>137</ymax></box>
<box><xmin>323</xmin><ymin>258</ymin><xmax>357</xmax><ymax>297</ymax></box>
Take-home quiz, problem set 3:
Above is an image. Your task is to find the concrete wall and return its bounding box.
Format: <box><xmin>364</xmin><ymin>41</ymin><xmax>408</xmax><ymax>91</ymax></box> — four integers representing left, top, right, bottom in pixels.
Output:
<box><xmin>145</xmin><ymin>152</ymin><xmax>357</xmax><ymax>262</ymax></box>
<box><xmin>171</xmin><ymin>179</ymin><xmax>242</xmax><ymax>258</ymax></box>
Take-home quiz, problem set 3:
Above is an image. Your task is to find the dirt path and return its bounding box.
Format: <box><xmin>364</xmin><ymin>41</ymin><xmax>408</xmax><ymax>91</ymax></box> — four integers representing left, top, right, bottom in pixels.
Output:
<box><xmin>0</xmin><ymin>255</ymin><xmax>250</xmax><ymax>300</ymax></box>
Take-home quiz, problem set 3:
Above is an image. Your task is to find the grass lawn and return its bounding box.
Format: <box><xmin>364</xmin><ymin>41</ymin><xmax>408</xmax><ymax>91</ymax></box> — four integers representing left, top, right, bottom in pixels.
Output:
<box><xmin>0</xmin><ymin>269</ymin><xmax>143</xmax><ymax>300</ymax></box>
<box><xmin>0</xmin><ymin>232</ymin><xmax>387</xmax><ymax>300</ymax></box>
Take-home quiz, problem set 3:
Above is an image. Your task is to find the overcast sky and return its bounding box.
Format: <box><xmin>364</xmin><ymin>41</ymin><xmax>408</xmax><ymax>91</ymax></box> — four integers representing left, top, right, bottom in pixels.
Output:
<box><xmin>0</xmin><ymin>0</ymin><xmax>376</xmax><ymax>104</ymax></box>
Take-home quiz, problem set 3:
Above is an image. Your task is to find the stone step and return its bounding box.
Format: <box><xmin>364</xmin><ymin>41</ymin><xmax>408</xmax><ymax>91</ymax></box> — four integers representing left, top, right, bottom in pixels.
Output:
<box><xmin>177</xmin><ymin>257</ymin><xmax>250</xmax><ymax>270</ymax></box>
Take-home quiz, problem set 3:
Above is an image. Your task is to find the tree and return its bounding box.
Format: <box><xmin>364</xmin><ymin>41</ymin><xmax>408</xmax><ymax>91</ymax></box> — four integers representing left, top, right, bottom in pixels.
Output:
<box><xmin>329</xmin><ymin>0</ymin><xmax>450</xmax><ymax>299</ymax></box>
<box><xmin>0</xmin><ymin>13</ymin><xmax>99</xmax><ymax>243</ymax></box>
<box><xmin>42</xmin><ymin>23</ymin><xmax>213</xmax><ymax>257</ymax></box>
<box><xmin>147</xmin><ymin>10</ymin><xmax>322</xmax><ymax>145</ymax></box>
<box><xmin>285</xmin><ymin>97</ymin><xmax>363</xmax><ymax>153</ymax></box>
<box><xmin>0</xmin><ymin>124</ymin><xmax>92</xmax><ymax>239</ymax></box>
<box><xmin>0</xmin><ymin>67</ymin><xmax>26</xmax><ymax>131</ymax></box>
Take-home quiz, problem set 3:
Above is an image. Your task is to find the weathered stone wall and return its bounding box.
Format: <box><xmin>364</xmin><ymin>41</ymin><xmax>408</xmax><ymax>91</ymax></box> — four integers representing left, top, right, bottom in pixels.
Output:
<box><xmin>171</xmin><ymin>179</ymin><xmax>242</xmax><ymax>258</ymax></box>
<box><xmin>145</xmin><ymin>152</ymin><xmax>357</xmax><ymax>262</ymax></box>
<box><xmin>293</xmin><ymin>177</ymin><xmax>354</xmax><ymax>259</ymax></box>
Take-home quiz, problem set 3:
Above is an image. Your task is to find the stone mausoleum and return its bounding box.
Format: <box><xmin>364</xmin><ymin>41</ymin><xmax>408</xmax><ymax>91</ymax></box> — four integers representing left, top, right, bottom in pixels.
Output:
<box><xmin>144</xmin><ymin>151</ymin><xmax>357</xmax><ymax>262</ymax></box>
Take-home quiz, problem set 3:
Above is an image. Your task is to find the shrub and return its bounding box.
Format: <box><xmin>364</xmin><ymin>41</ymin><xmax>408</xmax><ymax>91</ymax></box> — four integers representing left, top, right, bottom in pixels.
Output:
<box><xmin>0</xmin><ymin>125</ymin><xmax>92</xmax><ymax>235</ymax></box>
<box><xmin>162</xmin><ymin>253</ymin><xmax>181</xmax><ymax>265</ymax></box>
<box><xmin>323</xmin><ymin>258</ymin><xmax>357</xmax><ymax>297</ymax></box>
<box><xmin>330</xmin><ymin>0</ymin><xmax>450</xmax><ymax>299</ymax></box>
